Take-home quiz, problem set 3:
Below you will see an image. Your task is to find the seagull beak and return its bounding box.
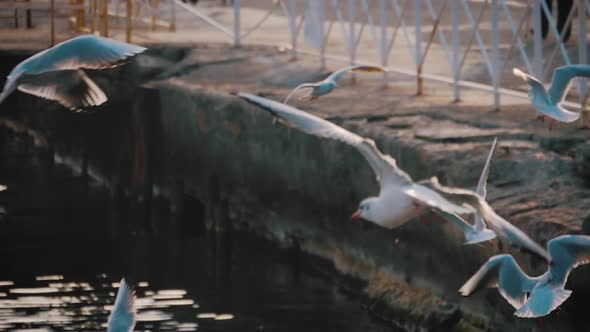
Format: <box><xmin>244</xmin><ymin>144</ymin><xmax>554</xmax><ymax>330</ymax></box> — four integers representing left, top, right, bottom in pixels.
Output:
<box><xmin>351</xmin><ymin>210</ymin><xmax>361</xmax><ymax>219</ymax></box>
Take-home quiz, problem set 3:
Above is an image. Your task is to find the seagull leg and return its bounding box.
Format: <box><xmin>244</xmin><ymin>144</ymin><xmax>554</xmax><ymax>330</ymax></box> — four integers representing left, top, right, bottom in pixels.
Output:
<box><xmin>412</xmin><ymin>202</ymin><xmax>427</xmax><ymax>224</ymax></box>
<box><xmin>430</xmin><ymin>210</ymin><xmax>447</xmax><ymax>225</ymax></box>
<box><xmin>535</xmin><ymin>317</ymin><xmax>544</xmax><ymax>329</ymax></box>
<box><xmin>548</xmin><ymin>119</ymin><xmax>555</xmax><ymax>131</ymax></box>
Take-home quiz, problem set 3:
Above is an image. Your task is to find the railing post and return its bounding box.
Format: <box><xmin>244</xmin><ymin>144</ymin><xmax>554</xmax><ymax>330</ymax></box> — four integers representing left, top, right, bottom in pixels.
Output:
<box><xmin>319</xmin><ymin>0</ymin><xmax>327</xmax><ymax>70</ymax></box>
<box><xmin>451</xmin><ymin>0</ymin><xmax>460</xmax><ymax>101</ymax></box>
<box><xmin>233</xmin><ymin>0</ymin><xmax>241</xmax><ymax>47</ymax></box>
<box><xmin>491</xmin><ymin>0</ymin><xmax>500</xmax><ymax>111</ymax></box>
<box><xmin>91</xmin><ymin>0</ymin><xmax>98</xmax><ymax>33</ymax></box>
<box><xmin>533</xmin><ymin>0</ymin><xmax>543</xmax><ymax>78</ymax></box>
<box><xmin>126</xmin><ymin>0</ymin><xmax>132</xmax><ymax>42</ymax></box>
<box><xmin>579</xmin><ymin>0</ymin><xmax>588</xmax><ymax>126</ymax></box>
<box><xmin>102</xmin><ymin>0</ymin><xmax>109</xmax><ymax>37</ymax></box>
<box><xmin>415</xmin><ymin>0</ymin><xmax>423</xmax><ymax>95</ymax></box>
<box><xmin>50</xmin><ymin>0</ymin><xmax>55</xmax><ymax>46</ymax></box>
<box><xmin>348</xmin><ymin>0</ymin><xmax>356</xmax><ymax>66</ymax></box>
<box><xmin>287</xmin><ymin>0</ymin><xmax>297</xmax><ymax>60</ymax></box>
<box><xmin>379</xmin><ymin>0</ymin><xmax>388</xmax><ymax>85</ymax></box>
<box><xmin>170</xmin><ymin>0</ymin><xmax>176</xmax><ymax>31</ymax></box>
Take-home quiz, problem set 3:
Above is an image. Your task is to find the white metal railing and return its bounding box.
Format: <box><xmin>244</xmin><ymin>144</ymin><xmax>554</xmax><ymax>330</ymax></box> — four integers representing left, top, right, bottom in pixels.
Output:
<box><xmin>170</xmin><ymin>0</ymin><xmax>589</xmax><ymax>112</ymax></box>
<box><xmin>7</xmin><ymin>0</ymin><xmax>585</xmax><ymax>112</ymax></box>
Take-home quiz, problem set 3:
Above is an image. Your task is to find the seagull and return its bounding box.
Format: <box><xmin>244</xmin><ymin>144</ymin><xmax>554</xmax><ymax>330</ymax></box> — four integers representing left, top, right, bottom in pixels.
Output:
<box><xmin>427</xmin><ymin>138</ymin><xmax>498</xmax><ymax>245</ymax></box>
<box><xmin>238</xmin><ymin>92</ymin><xmax>473</xmax><ymax>230</ymax></box>
<box><xmin>0</xmin><ymin>184</ymin><xmax>6</xmax><ymax>192</ymax></box>
<box><xmin>459</xmin><ymin>235</ymin><xmax>590</xmax><ymax>318</ymax></box>
<box><xmin>107</xmin><ymin>278</ymin><xmax>137</xmax><ymax>332</ymax></box>
<box><xmin>283</xmin><ymin>65</ymin><xmax>386</xmax><ymax>104</ymax></box>
<box><xmin>411</xmin><ymin>177</ymin><xmax>550</xmax><ymax>262</ymax></box>
<box><xmin>0</xmin><ymin>35</ymin><xmax>147</xmax><ymax>112</ymax></box>
<box><xmin>513</xmin><ymin>65</ymin><xmax>590</xmax><ymax>128</ymax></box>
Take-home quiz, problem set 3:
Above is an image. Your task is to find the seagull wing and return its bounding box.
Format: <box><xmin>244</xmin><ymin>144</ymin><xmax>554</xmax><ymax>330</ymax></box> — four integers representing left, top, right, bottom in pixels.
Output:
<box><xmin>283</xmin><ymin>83</ymin><xmax>318</xmax><ymax>104</ymax></box>
<box><xmin>327</xmin><ymin>65</ymin><xmax>386</xmax><ymax>81</ymax></box>
<box><xmin>476</xmin><ymin>137</ymin><xmax>498</xmax><ymax>198</ymax></box>
<box><xmin>239</xmin><ymin>92</ymin><xmax>413</xmax><ymax>188</ymax></box>
<box><xmin>17</xmin><ymin>69</ymin><xmax>107</xmax><ymax>111</ymax></box>
<box><xmin>513</xmin><ymin>68</ymin><xmax>546</xmax><ymax>93</ymax></box>
<box><xmin>459</xmin><ymin>254</ymin><xmax>533</xmax><ymax>309</ymax></box>
<box><xmin>432</xmin><ymin>209</ymin><xmax>474</xmax><ymax>233</ymax></box>
<box><xmin>404</xmin><ymin>182</ymin><xmax>474</xmax><ymax>215</ymax></box>
<box><xmin>18</xmin><ymin>35</ymin><xmax>146</xmax><ymax>76</ymax></box>
<box><xmin>547</xmin><ymin>235</ymin><xmax>590</xmax><ymax>284</ymax></box>
<box><xmin>424</xmin><ymin>178</ymin><xmax>551</xmax><ymax>262</ymax></box>
<box><xmin>548</xmin><ymin>65</ymin><xmax>590</xmax><ymax>104</ymax></box>
<box><xmin>107</xmin><ymin>279</ymin><xmax>136</xmax><ymax>332</ymax></box>
<box><xmin>474</xmin><ymin>138</ymin><xmax>498</xmax><ymax>230</ymax></box>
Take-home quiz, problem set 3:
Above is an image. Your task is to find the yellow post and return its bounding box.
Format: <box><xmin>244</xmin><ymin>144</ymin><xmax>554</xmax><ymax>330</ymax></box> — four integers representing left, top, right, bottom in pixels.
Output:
<box><xmin>126</xmin><ymin>0</ymin><xmax>133</xmax><ymax>42</ymax></box>
<box><xmin>169</xmin><ymin>0</ymin><xmax>176</xmax><ymax>32</ymax></box>
<box><xmin>151</xmin><ymin>0</ymin><xmax>159</xmax><ymax>31</ymax></box>
<box><xmin>101</xmin><ymin>0</ymin><xmax>108</xmax><ymax>37</ymax></box>
<box><xmin>91</xmin><ymin>0</ymin><xmax>98</xmax><ymax>33</ymax></box>
<box><xmin>50</xmin><ymin>0</ymin><xmax>55</xmax><ymax>46</ymax></box>
<box><xmin>78</xmin><ymin>0</ymin><xmax>86</xmax><ymax>30</ymax></box>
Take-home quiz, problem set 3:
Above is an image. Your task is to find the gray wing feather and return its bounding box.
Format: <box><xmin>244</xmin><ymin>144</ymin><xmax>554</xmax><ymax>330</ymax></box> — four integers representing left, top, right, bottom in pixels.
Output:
<box><xmin>424</xmin><ymin>178</ymin><xmax>551</xmax><ymax>262</ymax></box>
<box><xmin>513</xmin><ymin>68</ymin><xmax>546</xmax><ymax>93</ymax></box>
<box><xmin>327</xmin><ymin>65</ymin><xmax>386</xmax><ymax>81</ymax></box>
<box><xmin>283</xmin><ymin>83</ymin><xmax>318</xmax><ymax>104</ymax></box>
<box><xmin>476</xmin><ymin>137</ymin><xmax>498</xmax><ymax>198</ymax></box>
<box><xmin>547</xmin><ymin>235</ymin><xmax>590</xmax><ymax>283</ymax></box>
<box><xmin>239</xmin><ymin>92</ymin><xmax>412</xmax><ymax>187</ymax></box>
<box><xmin>107</xmin><ymin>278</ymin><xmax>136</xmax><ymax>332</ymax></box>
<box><xmin>403</xmin><ymin>183</ymin><xmax>474</xmax><ymax>215</ymax></box>
<box><xmin>548</xmin><ymin>65</ymin><xmax>590</xmax><ymax>104</ymax></box>
<box><xmin>15</xmin><ymin>35</ymin><xmax>146</xmax><ymax>76</ymax></box>
<box><xmin>17</xmin><ymin>69</ymin><xmax>107</xmax><ymax>111</ymax></box>
<box><xmin>474</xmin><ymin>138</ymin><xmax>498</xmax><ymax>230</ymax></box>
<box><xmin>459</xmin><ymin>254</ymin><xmax>532</xmax><ymax>309</ymax></box>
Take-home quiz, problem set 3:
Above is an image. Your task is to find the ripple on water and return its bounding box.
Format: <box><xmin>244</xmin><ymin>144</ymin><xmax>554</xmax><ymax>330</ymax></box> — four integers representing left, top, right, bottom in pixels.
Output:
<box><xmin>0</xmin><ymin>276</ymin><xmax>223</xmax><ymax>331</ymax></box>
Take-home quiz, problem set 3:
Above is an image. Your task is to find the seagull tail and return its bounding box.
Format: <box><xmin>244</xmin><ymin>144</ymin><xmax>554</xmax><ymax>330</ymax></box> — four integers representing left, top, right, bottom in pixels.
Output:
<box><xmin>514</xmin><ymin>289</ymin><xmax>572</xmax><ymax>318</ymax></box>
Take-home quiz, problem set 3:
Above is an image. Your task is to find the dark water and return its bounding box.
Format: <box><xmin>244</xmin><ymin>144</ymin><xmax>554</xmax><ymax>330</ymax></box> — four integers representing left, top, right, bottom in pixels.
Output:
<box><xmin>0</xmin><ymin>129</ymin><xmax>392</xmax><ymax>331</ymax></box>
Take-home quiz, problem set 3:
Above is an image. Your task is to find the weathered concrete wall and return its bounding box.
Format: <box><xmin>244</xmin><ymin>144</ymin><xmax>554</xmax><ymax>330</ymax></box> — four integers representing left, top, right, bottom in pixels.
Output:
<box><xmin>3</xmin><ymin>46</ymin><xmax>589</xmax><ymax>331</ymax></box>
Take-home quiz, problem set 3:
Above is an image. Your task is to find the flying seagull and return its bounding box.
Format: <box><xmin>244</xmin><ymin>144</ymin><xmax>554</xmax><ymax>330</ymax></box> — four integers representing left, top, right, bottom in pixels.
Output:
<box><xmin>513</xmin><ymin>65</ymin><xmax>590</xmax><ymax>128</ymax></box>
<box><xmin>107</xmin><ymin>278</ymin><xmax>137</xmax><ymax>332</ymax></box>
<box><xmin>411</xmin><ymin>177</ymin><xmax>550</xmax><ymax>262</ymax></box>
<box><xmin>283</xmin><ymin>65</ymin><xmax>386</xmax><ymax>104</ymax></box>
<box><xmin>238</xmin><ymin>92</ymin><xmax>473</xmax><ymax>230</ymax></box>
<box><xmin>0</xmin><ymin>35</ymin><xmax>146</xmax><ymax>112</ymax></box>
<box><xmin>459</xmin><ymin>235</ymin><xmax>590</xmax><ymax>318</ymax></box>
<box><xmin>425</xmin><ymin>138</ymin><xmax>498</xmax><ymax>245</ymax></box>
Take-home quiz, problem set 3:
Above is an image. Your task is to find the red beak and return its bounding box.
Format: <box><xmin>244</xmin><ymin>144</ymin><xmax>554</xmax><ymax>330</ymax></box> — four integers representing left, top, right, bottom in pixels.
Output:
<box><xmin>351</xmin><ymin>210</ymin><xmax>361</xmax><ymax>219</ymax></box>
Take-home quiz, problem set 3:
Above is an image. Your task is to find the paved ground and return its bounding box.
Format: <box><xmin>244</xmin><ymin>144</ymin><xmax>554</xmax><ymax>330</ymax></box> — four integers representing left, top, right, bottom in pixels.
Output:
<box><xmin>143</xmin><ymin>44</ymin><xmax>590</xmax><ymax>239</ymax></box>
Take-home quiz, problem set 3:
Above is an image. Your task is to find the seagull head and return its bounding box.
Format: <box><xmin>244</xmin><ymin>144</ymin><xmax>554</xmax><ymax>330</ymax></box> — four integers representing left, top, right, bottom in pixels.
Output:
<box><xmin>351</xmin><ymin>197</ymin><xmax>378</xmax><ymax>222</ymax></box>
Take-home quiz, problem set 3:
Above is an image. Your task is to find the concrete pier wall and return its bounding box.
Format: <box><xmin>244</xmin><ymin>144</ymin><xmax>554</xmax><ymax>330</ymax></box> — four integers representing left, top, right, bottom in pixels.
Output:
<box><xmin>2</xmin><ymin>46</ymin><xmax>588</xmax><ymax>331</ymax></box>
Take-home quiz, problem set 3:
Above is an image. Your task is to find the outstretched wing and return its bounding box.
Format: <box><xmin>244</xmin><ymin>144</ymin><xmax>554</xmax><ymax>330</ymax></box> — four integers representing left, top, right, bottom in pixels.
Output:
<box><xmin>19</xmin><ymin>35</ymin><xmax>146</xmax><ymax>76</ymax></box>
<box><xmin>474</xmin><ymin>138</ymin><xmax>498</xmax><ymax>230</ymax></box>
<box><xmin>283</xmin><ymin>83</ymin><xmax>318</xmax><ymax>104</ymax></box>
<box><xmin>432</xmin><ymin>209</ymin><xmax>474</xmax><ymax>233</ymax></box>
<box><xmin>239</xmin><ymin>92</ymin><xmax>412</xmax><ymax>187</ymax></box>
<box><xmin>107</xmin><ymin>279</ymin><xmax>136</xmax><ymax>332</ymax></box>
<box><xmin>423</xmin><ymin>178</ymin><xmax>551</xmax><ymax>262</ymax></box>
<box><xmin>17</xmin><ymin>69</ymin><xmax>107</xmax><ymax>111</ymax></box>
<box><xmin>476</xmin><ymin>138</ymin><xmax>498</xmax><ymax>198</ymax></box>
<box><xmin>459</xmin><ymin>254</ymin><xmax>533</xmax><ymax>309</ymax></box>
<box><xmin>513</xmin><ymin>68</ymin><xmax>546</xmax><ymax>93</ymax></box>
<box><xmin>404</xmin><ymin>181</ymin><xmax>474</xmax><ymax>215</ymax></box>
<box><xmin>327</xmin><ymin>65</ymin><xmax>386</xmax><ymax>81</ymax></box>
<box><xmin>548</xmin><ymin>65</ymin><xmax>590</xmax><ymax>104</ymax></box>
<box><xmin>547</xmin><ymin>235</ymin><xmax>590</xmax><ymax>283</ymax></box>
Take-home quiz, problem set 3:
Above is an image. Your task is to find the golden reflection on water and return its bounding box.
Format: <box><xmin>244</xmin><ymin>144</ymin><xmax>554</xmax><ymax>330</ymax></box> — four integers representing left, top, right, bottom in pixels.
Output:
<box><xmin>0</xmin><ymin>276</ymin><xmax>230</xmax><ymax>331</ymax></box>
